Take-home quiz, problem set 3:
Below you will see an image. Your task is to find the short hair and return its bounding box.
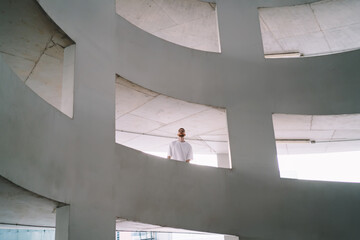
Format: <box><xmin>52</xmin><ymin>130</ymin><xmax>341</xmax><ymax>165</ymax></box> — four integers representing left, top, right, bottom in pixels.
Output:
<box><xmin>178</xmin><ymin>128</ymin><xmax>185</xmax><ymax>133</ymax></box>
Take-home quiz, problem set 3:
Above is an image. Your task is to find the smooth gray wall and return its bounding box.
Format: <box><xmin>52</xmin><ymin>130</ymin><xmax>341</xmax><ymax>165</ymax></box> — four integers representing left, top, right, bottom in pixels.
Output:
<box><xmin>1</xmin><ymin>0</ymin><xmax>360</xmax><ymax>239</ymax></box>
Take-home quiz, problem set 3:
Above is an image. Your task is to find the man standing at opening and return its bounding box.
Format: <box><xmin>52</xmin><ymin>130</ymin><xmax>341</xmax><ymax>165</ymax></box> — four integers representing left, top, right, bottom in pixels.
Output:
<box><xmin>167</xmin><ymin>128</ymin><xmax>193</xmax><ymax>163</ymax></box>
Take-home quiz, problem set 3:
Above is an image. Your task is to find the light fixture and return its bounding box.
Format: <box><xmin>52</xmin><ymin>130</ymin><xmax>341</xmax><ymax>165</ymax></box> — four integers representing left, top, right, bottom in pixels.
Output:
<box><xmin>265</xmin><ymin>52</ymin><xmax>302</xmax><ymax>59</ymax></box>
<box><xmin>276</xmin><ymin>139</ymin><xmax>315</xmax><ymax>144</ymax></box>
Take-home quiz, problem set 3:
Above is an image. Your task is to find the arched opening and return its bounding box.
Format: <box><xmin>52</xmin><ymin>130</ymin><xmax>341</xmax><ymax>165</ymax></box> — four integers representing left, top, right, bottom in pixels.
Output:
<box><xmin>259</xmin><ymin>0</ymin><xmax>360</xmax><ymax>58</ymax></box>
<box><xmin>0</xmin><ymin>0</ymin><xmax>75</xmax><ymax>117</ymax></box>
<box><xmin>115</xmin><ymin>75</ymin><xmax>231</xmax><ymax>168</ymax></box>
<box><xmin>0</xmin><ymin>176</ymin><xmax>69</xmax><ymax>240</ymax></box>
<box><xmin>116</xmin><ymin>0</ymin><xmax>221</xmax><ymax>53</ymax></box>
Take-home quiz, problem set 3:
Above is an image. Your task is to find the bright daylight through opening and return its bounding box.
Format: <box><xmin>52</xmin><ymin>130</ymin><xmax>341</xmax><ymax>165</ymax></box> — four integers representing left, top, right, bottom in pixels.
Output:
<box><xmin>273</xmin><ymin>113</ymin><xmax>360</xmax><ymax>183</ymax></box>
<box><xmin>115</xmin><ymin>219</ymin><xmax>239</xmax><ymax>240</ymax></box>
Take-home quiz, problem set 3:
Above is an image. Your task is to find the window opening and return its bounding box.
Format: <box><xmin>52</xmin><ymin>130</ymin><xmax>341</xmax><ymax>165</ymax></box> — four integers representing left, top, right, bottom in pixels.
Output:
<box><xmin>0</xmin><ymin>0</ymin><xmax>75</xmax><ymax>117</ymax></box>
<box><xmin>0</xmin><ymin>176</ymin><xmax>68</xmax><ymax>240</ymax></box>
<box><xmin>116</xmin><ymin>0</ymin><xmax>221</xmax><ymax>52</ymax></box>
<box><xmin>116</xmin><ymin>219</ymin><xmax>239</xmax><ymax>240</ymax></box>
<box><xmin>115</xmin><ymin>75</ymin><xmax>231</xmax><ymax>168</ymax></box>
<box><xmin>259</xmin><ymin>0</ymin><xmax>360</xmax><ymax>58</ymax></box>
<box><xmin>273</xmin><ymin>113</ymin><xmax>360</xmax><ymax>182</ymax></box>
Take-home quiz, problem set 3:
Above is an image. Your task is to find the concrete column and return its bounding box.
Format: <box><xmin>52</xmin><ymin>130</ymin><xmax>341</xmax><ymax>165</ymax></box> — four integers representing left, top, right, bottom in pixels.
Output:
<box><xmin>55</xmin><ymin>205</ymin><xmax>70</xmax><ymax>240</ymax></box>
<box><xmin>61</xmin><ymin>44</ymin><xmax>75</xmax><ymax>118</ymax></box>
<box><xmin>217</xmin><ymin>153</ymin><xmax>231</xmax><ymax>168</ymax></box>
<box><xmin>68</xmin><ymin>204</ymin><xmax>115</xmax><ymax>240</ymax></box>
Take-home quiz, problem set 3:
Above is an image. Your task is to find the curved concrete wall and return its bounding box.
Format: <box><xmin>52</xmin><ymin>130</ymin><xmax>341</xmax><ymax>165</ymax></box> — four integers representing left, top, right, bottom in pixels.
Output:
<box><xmin>1</xmin><ymin>0</ymin><xmax>360</xmax><ymax>240</ymax></box>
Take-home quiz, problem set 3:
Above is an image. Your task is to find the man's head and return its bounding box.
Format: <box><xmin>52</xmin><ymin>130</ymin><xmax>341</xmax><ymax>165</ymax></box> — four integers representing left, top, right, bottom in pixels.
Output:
<box><xmin>178</xmin><ymin>128</ymin><xmax>186</xmax><ymax>138</ymax></box>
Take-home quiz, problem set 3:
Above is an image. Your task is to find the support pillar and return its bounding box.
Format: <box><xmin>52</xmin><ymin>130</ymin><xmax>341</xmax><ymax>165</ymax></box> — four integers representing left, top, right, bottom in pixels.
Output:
<box><xmin>55</xmin><ymin>205</ymin><xmax>70</xmax><ymax>240</ymax></box>
<box><xmin>217</xmin><ymin>153</ymin><xmax>231</xmax><ymax>168</ymax></box>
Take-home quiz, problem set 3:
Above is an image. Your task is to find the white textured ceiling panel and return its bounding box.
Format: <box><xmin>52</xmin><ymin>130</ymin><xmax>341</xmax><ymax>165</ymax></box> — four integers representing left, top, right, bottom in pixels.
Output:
<box><xmin>273</xmin><ymin>113</ymin><xmax>360</xmax><ymax>155</ymax></box>
<box><xmin>311</xmin><ymin>0</ymin><xmax>360</xmax><ymax>30</ymax></box>
<box><xmin>311</xmin><ymin>114</ymin><xmax>360</xmax><ymax>130</ymax></box>
<box><xmin>115</xmin><ymin>83</ymin><xmax>156</xmax><ymax>119</ymax></box>
<box><xmin>260</xmin><ymin>5</ymin><xmax>319</xmax><ymax>39</ymax></box>
<box><xmin>116</xmin><ymin>114</ymin><xmax>164</xmax><ymax>133</ymax></box>
<box><xmin>259</xmin><ymin>0</ymin><xmax>360</xmax><ymax>57</ymax></box>
<box><xmin>131</xmin><ymin>95</ymin><xmax>208</xmax><ymax>124</ymax></box>
<box><xmin>25</xmin><ymin>54</ymin><xmax>63</xmax><ymax>109</ymax></box>
<box><xmin>154</xmin><ymin>108</ymin><xmax>227</xmax><ymax>138</ymax></box>
<box><xmin>272</xmin><ymin>114</ymin><xmax>312</xmax><ymax>130</ymax></box>
<box><xmin>116</xmin><ymin>0</ymin><xmax>220</xmax><ymax>52</ymax></box>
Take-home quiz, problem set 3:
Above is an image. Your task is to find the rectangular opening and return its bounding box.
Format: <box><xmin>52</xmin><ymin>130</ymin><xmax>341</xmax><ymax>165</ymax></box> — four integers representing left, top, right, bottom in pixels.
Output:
<box><xmin>116</xmin><ymin>218</ymin><xmax>238</xmax><ymax>240</ymax></box>
<box><xmin>273</xmin><ymin>113</ymin><xmax>360</xmax><ymax>182</ymax></box>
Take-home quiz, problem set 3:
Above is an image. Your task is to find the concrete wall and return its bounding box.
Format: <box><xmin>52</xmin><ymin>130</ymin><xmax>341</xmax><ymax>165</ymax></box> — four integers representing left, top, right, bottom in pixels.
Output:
<box><xmin>1</xmin><ymin>0</ymin><xmax>360</xmax><ymax>240</ymax></box>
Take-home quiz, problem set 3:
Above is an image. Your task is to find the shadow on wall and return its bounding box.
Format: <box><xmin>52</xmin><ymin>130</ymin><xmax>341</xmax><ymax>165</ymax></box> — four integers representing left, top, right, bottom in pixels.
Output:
<box><xmin>273</xmin><ymin>113</ymin><xmax>360</xmax><ymax>182</ymax></box>
<box><xmin>115</xmin><ymin>75</ymin><xmax>231</xmax><ymax>169</ymax></box>
<box><xmin>0</xmin><ymin>175</ymin><xmax>69</xmax><ymax>240</ymax></box>
<box><xmin>116</xmin><ymin>0</ymin><xmax>221</xmax><ymax>53</ymax></box>
<box><xmin>0</xmin><ymin>0</ymin><xmax>75</xmax><ymax>118</ymax></box>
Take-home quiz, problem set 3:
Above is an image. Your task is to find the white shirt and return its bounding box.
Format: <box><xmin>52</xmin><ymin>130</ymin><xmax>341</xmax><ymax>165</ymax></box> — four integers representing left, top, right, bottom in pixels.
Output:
<box><xmin>167</xmin><ymin>140</ymin><xmax>193</xmax><ymax>162</ymax></box>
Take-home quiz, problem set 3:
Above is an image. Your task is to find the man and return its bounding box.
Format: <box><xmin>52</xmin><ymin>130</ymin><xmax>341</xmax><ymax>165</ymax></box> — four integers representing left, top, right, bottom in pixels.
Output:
<box><xmin>167</xmin><ymin>128</ymin><xmax>193</xmax><ymax>163</ymax></box>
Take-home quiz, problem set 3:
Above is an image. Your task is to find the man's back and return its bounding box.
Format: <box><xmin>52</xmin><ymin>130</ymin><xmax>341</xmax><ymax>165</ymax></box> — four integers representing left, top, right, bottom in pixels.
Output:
<box><xmin>168</xmin><ymin>140</ymin><xmax>193</xmax><ymax>162</ymax></box>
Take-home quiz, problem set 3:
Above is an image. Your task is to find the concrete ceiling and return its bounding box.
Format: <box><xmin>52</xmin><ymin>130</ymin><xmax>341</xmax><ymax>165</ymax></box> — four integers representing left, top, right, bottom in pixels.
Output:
<box><xmin>116</xmin><ymin>0</ymin><xmax>220</xmax><ymax>52</ymax></box>
<box><xmin>259</xmin><ymin>0</ymin><xmax>360</xmax><ymax>57</ymax></box>
<box><xmin>0</xmin><ymin>176</ymin><xmax>58</xmax><ymax>229</ymax></box>
<box><xmin>115</xmin><ymin>76</ymin><xmax>229</xmax><ymax>156</ymax></box>
<box><xmin>116</xmin><ymin>0</ymin><xmax>360</xmax><ymax>56</ymax></box>
<box><xmin>273</xmin><ymin>113</ymin><xmax>360</xmax><ymax>155</ymax></box>
<box><xmin>0</xmin><ymin>0</ymin><xmax>73</xmax><ymax>113</ymax></box>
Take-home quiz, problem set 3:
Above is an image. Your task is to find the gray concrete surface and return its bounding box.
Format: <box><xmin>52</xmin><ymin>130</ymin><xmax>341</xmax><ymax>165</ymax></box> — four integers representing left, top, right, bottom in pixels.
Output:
<box><xmin>0</xmin><ymin>0</ymin><xmax>74</xmax><ymax>117</ymax></box>
<box><xmin>0</xmin><ymin>176</ymin><xmax>58</xmax><ymax>228</ymax></box>
<box><xmin>1</xmin><ymin>0</ymin><xmax>360</xmax><ymax>240</ymax></box>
